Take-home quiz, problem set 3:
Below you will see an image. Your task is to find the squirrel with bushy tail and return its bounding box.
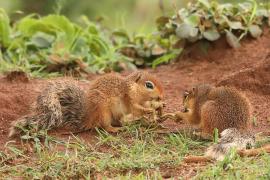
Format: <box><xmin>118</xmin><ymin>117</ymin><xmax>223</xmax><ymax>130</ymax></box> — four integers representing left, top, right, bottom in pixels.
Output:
<box><xmin>9</xmin><ymin>71</ymin><xmax>165</xmax><ymax>137</ymax></box>
<box><xmin>168</xmin><ymin>84</ymin><xmax>258</xmax><ymax>161</ymax></box>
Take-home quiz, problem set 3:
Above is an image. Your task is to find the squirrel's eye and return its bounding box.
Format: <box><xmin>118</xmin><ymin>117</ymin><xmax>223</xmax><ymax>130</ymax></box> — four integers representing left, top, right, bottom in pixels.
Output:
<box><xmin>145</xmin><ymin>81</ymin><xmax>154</xmax><ymax>89</ymax></box>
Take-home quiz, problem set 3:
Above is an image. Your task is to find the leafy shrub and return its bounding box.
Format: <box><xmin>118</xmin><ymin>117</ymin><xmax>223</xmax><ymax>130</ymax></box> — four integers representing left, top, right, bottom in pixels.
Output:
<box><xmin>157</xmin><ymin>0</ymin><xmax>270</xmax><ymax>48</ymax></box>
<box><xmin>0</xmin><ymin>10</ymin><xmax>133</xmax><ymax>76</ymax></box>
<box><xmin>112</xmin><ymin>29</ymin><xmax>181</xmax><ymax>68</ymax></box>
<box><xmin>1</xmin><ymin>0</ymin><xmax>270</xmax><ymax>77</ymax></box>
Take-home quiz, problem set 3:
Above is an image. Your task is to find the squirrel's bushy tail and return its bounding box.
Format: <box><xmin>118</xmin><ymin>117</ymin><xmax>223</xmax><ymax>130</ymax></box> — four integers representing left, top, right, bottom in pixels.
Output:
<box><xmin>9</xmin><ymin>115</ymin><xmax>39</xmax><ymax>137</ymax></box>
<box><xmin>8</xmin><ymin>111</ymin><xmax>63</xmax><ymax>138</ymax></box>
<box><xmin>9</xmin><ymin>81</ymin><xmax>86</xmax><ymax>138</ymax></box>
<box><xmin>205</xmin><ymin>128</ymin><xmax>255</xmax><ymax>161</ymax></box>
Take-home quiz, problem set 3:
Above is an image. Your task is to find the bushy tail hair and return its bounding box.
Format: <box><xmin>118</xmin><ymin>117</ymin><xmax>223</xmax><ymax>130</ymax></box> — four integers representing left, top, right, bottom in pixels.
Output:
<box><xmin>9</xmin><ymin>94</ymin><xmax>63</xmax><ymax>138</ymax></box>
<box><xmin>9</xmin><ymin>115</ymin><xmax>40</xmax><ymax>138</ymax></box>
<box><xmin>184</xmin><ymin>129</ymin><xmax>270</xmax><ymax>163</ymax></box>
<box><xmin>205</xmin><ymin>128</ymin><xmax>255</xmax><ymax>161</ymax></box>
<box><xmin>9</xmin><ymin>109</ymin><xmax>66</xmax><ymax>138</ymax></box>
<box><xmin>9</xmin><ymin>81</ymin><xmax>85</xmax><ymax>138</ymax></box>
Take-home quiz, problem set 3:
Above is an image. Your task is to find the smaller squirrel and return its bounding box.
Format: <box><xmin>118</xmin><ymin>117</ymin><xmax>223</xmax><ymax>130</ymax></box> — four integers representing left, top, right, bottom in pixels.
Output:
<box><xmin>9</xmin><ymin>71</ymin><xmax>164</xmax><ymax>137</ymax></box>
<box><xmin>173</xmin><ymin>84</ymin><xmax>251</xmax><ymax>138</ymax></box>
<box><xmin>165</xmin><ymin>84</ymin><xmax>254</xmax><ymax>161</ymax></box>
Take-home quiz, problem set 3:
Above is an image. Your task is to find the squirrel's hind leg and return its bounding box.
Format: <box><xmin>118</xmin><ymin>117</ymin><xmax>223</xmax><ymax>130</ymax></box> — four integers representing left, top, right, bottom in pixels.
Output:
<box><xmin>200</xmin><ymin>100</ymin><xmax>222</xmax><ymax>135</ymax></box>
<box><xmin>175</xmin><ymin>111</ymin><xmax>194</xmax><ymax>124</ymax></box>
<box><xmin>193</xmin><ymin>131</ymin><xmax>213</xmax><ymax>140</ymax></box>
<box><xmin>100</xmin><ymin>106</ymin><xmax>122</xmax><ymax>133</ymax></box>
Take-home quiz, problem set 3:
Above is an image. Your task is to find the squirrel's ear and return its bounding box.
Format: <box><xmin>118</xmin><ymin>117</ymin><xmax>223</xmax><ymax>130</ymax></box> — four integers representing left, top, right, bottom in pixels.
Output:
<box><xmin>128</xmin><ymin>71</ymin><xmax>142</xmax><ymax>83</ymax></box>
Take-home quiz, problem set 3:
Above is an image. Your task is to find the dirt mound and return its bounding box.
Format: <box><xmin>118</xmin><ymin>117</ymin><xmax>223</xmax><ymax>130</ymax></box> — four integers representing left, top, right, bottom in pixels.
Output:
<box><xmin>0</xmin><ymin>79</ymin><xmax>42</xmax><ymax>138</ymax></box>
<box><xmin>184</xmin><ymin>28</ymin><xmax>269</xmax><ymax>61</ymax></box>
<box><xmin>217</xmin><ymin>58</ymin><xmax>270</xmax><ymax>95</ymax></box>
<box><xmin>4</xmin><ymin>70</ymin><xmax>29</xmax><ymax>83</ymax></box>
<box><xmin>182</xmin><ymin>36</ymin><xmax>231</xmax><ymax>62</ymax></box>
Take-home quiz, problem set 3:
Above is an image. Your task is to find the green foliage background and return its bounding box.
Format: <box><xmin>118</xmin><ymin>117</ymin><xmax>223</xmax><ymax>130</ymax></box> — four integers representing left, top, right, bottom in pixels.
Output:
<box><xmin>0</xmin><ymin>0</ymin><xmax>188</xmax><ymax>33</ymax></box>
<box><xmin>4</xmin><ymin>1</ymin><xmax>260</xmax><ymax>32</ymax></box>
<box><xmin>0</xmin><ymin>0</ymin><xmax>269</xmax><ymax>77</ymax></box>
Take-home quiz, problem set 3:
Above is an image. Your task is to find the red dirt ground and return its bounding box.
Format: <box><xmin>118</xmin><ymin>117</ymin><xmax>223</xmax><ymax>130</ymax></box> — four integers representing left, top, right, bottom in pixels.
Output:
<box><xmin>0</xmin><ymin>31</ymin><xmax>269</xmax><ymax>178</ymax></box>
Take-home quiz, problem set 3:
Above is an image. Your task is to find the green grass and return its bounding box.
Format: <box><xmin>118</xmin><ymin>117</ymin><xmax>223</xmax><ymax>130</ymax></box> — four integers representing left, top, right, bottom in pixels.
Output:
<box><xmin>196</xmin><ymin>153</ymin><xmax>270</xmax><ymax>179</ymax></box>
<box><xmin>0</xmin><ymin>124</ymin><xmax>208</xmax><ymax>179</ymax></box>
<box><xmin>1</xmin><ymin>123</ymin><xmax>270</xmax><ymax>179</ymax></box>
<box><xmin>0</xmin><ymin>8</ymin><xmax>177</xmax><ymax>78</ymax></box>
<box><xmin>0</xmin><ymin>10</ymin><xmax>134</xmax><ymax>77</ymax></box>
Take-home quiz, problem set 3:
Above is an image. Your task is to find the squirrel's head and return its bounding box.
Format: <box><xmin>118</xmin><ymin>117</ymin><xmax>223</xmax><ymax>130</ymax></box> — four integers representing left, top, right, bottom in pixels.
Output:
<box><xmin>127</xmin><ymin>71</ymin><xmax>164</xmax><ymax>101</ymax></box>
<box><xmin>182</xmin><ymin>84</ymin><xmax>212</xmax><ymax>112</ymax></box>
<box><xmin>182</xmin><ymin>89</ymin><xmax>195</xmax><ymax>112</ymax></box>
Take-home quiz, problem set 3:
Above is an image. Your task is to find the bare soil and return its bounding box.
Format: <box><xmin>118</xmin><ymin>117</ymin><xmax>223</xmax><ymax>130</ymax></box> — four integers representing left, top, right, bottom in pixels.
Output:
<box><xmin>0</xmin><ymin>31</ymin><xmax>269</xmax><ymax>178</ymax></box>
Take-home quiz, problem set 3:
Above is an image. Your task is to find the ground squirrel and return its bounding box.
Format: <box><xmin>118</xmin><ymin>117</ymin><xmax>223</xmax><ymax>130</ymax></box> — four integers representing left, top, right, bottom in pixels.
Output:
<box><xmin>168</xmin><ymin>84</ymin><xmax>254</xmax><ymax>160</ymax></box>
<box><xmin>175</xmin><ymin>84</ymin><xmax>251</xmax><ymax>137</ymax></box>
<box><xmin>9</xmin><ymin>71</ymin><xmax>164</xmax><ymax>137</ymax></box>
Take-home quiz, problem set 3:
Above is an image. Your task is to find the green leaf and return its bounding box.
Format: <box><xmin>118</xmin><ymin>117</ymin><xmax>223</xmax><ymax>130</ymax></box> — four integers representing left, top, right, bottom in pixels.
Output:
<box><xmin>184</xmin><ymin>15</ymin><xmax>200</xmax><ymax>27</ymax></box>
<box><xmin>256</xmin><ymin>9</ymin><xmax>269</xmax><ymax>17</ymax></box>
<box><xmin>238</xmin><ymin>2</ymin><xmax>252</xmax><ymax>12</ymax></box>
<box><xmin>42</xmin><ymin>15</ymin><xmax>79</xmax><ymax>50</ymax></box>
<box><xmin>213</xmin><ymin>128</ymin><xmax>219</xmax><ymax>143</ymax></box>
<box><xmin>80</xmin><ymin>16</ymin><xmax>99</xmax><ymax>35</ymax></box>
<box><xmin>198</xmin><ymin>0</ymin><xmax>211</xmax><ymax>9</ymax></box>
<box><xmin>227</xmin><ymin>21</ymin><xmax>244</xmax><ymax>30</ymax></box>
<box><xmin>0</xmin><ymin>8</ymin><xmax>11</xmax><ymax>48</ymax></box>
<box><xmin>18</xmin><ymin>14</ymin><xmax>49</xmax><ymax>36</ymax></box>
<box><xmin>87</xmin><ymin>24</ymin><xmax>99</xmax><ymax>35</ymax></box>
<box><xmin>21</xmin><ymin>135</ymin><xmax>32</xmax><ymax>140</ymax></box>
<box><xmin>178</xmin><ymin>8</ymin><xmax>189</xmax><ymax>19</ymax></box>
<box><xmin>18</xmin><ymin>14</ymin><xmax>81</xmax><ymax>51</ymax></box>
<box><xmin>225</xmin><ymin>30</ymin><xmax>241</xmax><ymax>48</ymax></box>
<box><xmin>203</xmin><ymin>29</ymin><xmax>220</xmax><ymax>41</ymax></box>
<box><xmin>176</xmin><ymin>23</ymin><xmax>199</xmax><ymax>40</ymax></box>
<box><xmin>30</xmin><ymin>32</ymin><xmax>55</xmax><ymax>48</ymax></box>
<box><xmin>248</xmin><ymin>24</ymin><xmax>262</xmax><ymax>38</ymax></box>
<box><xmin>248</xmin><ymin>0</ymin><xmax>258</xmax><ymax>25</ymax></box>
<box><xmin>112</xmin><ymin>29</ymin><xmax>130</xmax><ymax>42</ymax></box>
<box><xmin>42</xmin><ymin>15</ymin><xmax>76</xmax><ymax>37</ymax></box>
<box><xmin>152</xmin><ymin>49</ymin><xmax>182</xmax><ymax>68</ymax></box>
<box><xmin>134</xmin><ymin>58</ymin><xmax>145</xmax><ymax>66</ymax></box>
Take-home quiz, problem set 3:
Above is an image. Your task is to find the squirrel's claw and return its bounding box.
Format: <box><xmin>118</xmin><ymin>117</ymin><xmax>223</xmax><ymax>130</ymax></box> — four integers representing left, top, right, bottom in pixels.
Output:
<box><xmin>159</xmin><ymin>113</ymin><xmax>177</xmax><ymax>121</ymax></box>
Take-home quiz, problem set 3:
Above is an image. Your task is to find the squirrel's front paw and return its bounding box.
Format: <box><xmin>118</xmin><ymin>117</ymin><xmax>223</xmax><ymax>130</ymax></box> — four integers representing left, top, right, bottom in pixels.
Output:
<box><xmin>152</xmin><ymin>101</ymin><xmax>166</xmax><ymax>109</ymax></box>
<box><xmin>160</xmin><ymin>113</ymin><xmax>176</xmax><ymax>120</ymax></box>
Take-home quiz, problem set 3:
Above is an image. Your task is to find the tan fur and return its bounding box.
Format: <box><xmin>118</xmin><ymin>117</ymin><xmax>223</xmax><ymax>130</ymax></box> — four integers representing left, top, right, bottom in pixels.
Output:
<box><xmin>205</xmin><ymin>128</ymin><xmax>255</xmax><ymax>161</ymax></box>
<box><xmin>82</xmin><ymin>71</ymin><xmax>164</xmax><ymax>132</ymax></box>
<box><xmin>9</xmin><ymin>71</ymin><xmax>164</xmax><ymax>137</ymax></box>
<box><xmin>175</xmin><ymin>84</ymin><xmax>251</xmax><ymax>135</ymax></box>
<box><xmin>173</xmin><ymin>84</ymin><xmax>253</xmax><ymax>161</ymax></box>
